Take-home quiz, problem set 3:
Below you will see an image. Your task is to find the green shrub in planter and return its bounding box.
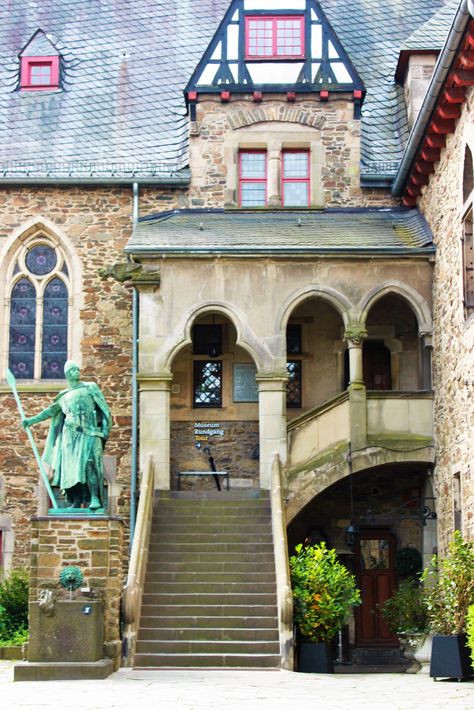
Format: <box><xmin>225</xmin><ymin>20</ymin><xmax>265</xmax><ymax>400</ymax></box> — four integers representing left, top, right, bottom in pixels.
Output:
<box><xmin>466</xmin><ymin>604</ymin><xmax>474</xmax><ymax>670</ymax></box>
<box><xmin>290</xmin><ymin>542</ymin><xmax>361</xmax><ymax>643</ymax></box>
<box><xmin>380</xmin><ymin>579</ymin><xmax>428</xmax><ymax>635</ymax></box>
<box><xmin>421</xmin><ymin>531</ymin><xmax>474</xmax><ymax>635</ymax></box>
<box><xmin>0</xmin><ymin>567</ymin><xmax>29</xmax><ymax>643</ymax></box>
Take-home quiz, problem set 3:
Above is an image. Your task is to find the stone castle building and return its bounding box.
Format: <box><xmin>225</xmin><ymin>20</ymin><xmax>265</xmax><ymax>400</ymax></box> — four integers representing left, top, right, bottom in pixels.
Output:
<box><xmin>0</xmin><ymin>0</ymin><xmax>472</xmax><ymax>670</ymax></box>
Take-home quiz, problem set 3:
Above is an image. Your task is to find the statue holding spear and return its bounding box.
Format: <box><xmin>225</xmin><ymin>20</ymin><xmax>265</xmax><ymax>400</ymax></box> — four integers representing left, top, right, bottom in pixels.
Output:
<box><xmin>8</xmin><ymin>361</ymin><xmax>111</xmax><ymax>511</ymax></box>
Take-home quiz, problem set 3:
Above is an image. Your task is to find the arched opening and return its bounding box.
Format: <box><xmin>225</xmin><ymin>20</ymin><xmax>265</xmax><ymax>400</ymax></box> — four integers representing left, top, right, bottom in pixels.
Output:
<box><xmin>285</xmin><ymin>296</ymin><xmax>345</xmax><ymax>415</ymax></box>
<box><xmin>169</xmin><ymin>311</ymin><xmax>259</xmax><ymax>490</ymax></box>
<box><xmin>288</xmin><ymin>463</ymin><xmax>434</xmax><ymax>663</ymax></box>
<box><xmin>363</xmin><ymin>294</ymin><xmax>422</xmax><ymax>390</ymax></box>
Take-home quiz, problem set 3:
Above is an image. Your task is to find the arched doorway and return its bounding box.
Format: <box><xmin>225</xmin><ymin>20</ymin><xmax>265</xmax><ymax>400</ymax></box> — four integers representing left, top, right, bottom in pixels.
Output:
<box><xmin>287</xmin><ymin>463</ymin><xmax>433</xmax><ymax>665</ymax></box>
<box><xmin>169</xmin><ymin>312</ymin><xmax>260</xmax><ymax>491</ymax></box>
<box><xmin>363</xmin><ymin>294</ymin><xmax>423</xmax><ymax>391</ymax></box>
<box><xmin>285</xmin><ymin>296</ymin><xmax>346</xmax><ymax>416</ymax></box>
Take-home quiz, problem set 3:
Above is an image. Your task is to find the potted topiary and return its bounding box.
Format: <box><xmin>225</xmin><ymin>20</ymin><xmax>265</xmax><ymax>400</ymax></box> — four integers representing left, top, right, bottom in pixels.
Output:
<box><xmin>422</xmin><ymin>531</ymin><xmax>474</xmax><ymax>681</ymax></box>
<box><xmin>290</xmin><ymin>542</ymin><xmax>361</xmax><ymax>673</ymax></box>
<box><xmin>380</xmin><ymin>579</ymin><xmax>430</xmax><ymax>672</ymax></box>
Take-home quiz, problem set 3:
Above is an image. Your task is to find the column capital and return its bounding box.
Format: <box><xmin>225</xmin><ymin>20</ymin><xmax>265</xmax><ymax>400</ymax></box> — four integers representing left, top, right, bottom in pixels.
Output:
<box><xmin>137</xmin><ymin>373</ymin><xmax>172</xmax><ymax>391</ymax></box>
<box><xmin>344</xmin><ymin>325</ymin><xmax>368</xmax><ymax>345</ymax></box>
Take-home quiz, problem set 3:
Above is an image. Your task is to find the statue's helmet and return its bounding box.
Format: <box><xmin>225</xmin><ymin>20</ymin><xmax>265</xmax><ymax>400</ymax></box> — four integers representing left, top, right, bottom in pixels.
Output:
<box><xmin>64</xmin><ymin>360</ymin><xmax>80</xmax><ymax>376</ymax></box>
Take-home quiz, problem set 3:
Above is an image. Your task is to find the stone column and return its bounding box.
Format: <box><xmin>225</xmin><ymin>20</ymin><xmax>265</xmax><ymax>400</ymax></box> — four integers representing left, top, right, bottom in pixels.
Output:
<box><xmin>267</xmin><ymin>142</ymin><xmax>282</xmax><ymax>207</ymax></box>
<box><xmin>344</xmin><ymin>325</ymin><xmax>367</xmax><ymax>386</ymax></box>
<box><xmin>138</xmin><ymin>374</ymin><xmax>172</xmax><ymax>490</ymax></box>
<box><xmin>344</xmin><ymin>326</ymin><xmax>368</xmax><ymax>450</ymax></box>
<box><xmin>257</xmin><ymin>374</ymin><xmax>288</xmax><ymax>489</ymax></box>
<box><xmin>420</xmin><ymin>332</ymin><xmax>433</xmax><ymax>390</ymax></box>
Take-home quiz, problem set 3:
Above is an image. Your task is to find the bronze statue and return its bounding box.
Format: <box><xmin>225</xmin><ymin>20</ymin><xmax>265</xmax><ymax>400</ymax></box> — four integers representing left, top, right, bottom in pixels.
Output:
<box><xmin>22</xmin><ymin>361</ymin><xmax>111</xmax><ymax>510</ymax></box>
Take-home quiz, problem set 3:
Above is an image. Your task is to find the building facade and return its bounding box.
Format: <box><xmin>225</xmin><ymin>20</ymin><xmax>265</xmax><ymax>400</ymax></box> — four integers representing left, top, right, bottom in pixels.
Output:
<box><xmin>0</xmin><ymin>0</ymin><xmax>472</xmax><ymax>667</ymax></box>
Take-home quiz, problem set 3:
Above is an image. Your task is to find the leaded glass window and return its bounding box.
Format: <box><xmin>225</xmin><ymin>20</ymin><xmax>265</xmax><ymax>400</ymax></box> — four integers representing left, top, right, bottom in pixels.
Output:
<box><xmin>193</xmin><ymin>361</ymin><xmax>223</xmax><ymax>407</ymax></box>
<box><xmin>7</xmin><ymin>239</ymin><xmax>70</xmax><ymax>379</ymax></box>
<box><xmin>287</xmin><ymin>360</ymin><xmax>302</xmax><ymax>408</ymax></box>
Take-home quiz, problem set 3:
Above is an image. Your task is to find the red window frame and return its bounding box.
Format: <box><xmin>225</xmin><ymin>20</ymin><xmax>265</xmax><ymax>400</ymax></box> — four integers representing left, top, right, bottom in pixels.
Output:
<box><xmin>238</xmin><ymin>150</ymin><xmax>267</xmax><ymax>207</ymax></box>
<box><xmin>245</xmin><ymin>16</ymin><xmax>305</xmax><ymax>60</ymax></box>
<box><xmin>281</xmin><ymin>150</ymin><xmax>310</xmax><ymax>207</ymax></box>
<box><xmin>20</xmin><ymin>56</ymin><xmax>59</xmax><ymax>90</ymax></box>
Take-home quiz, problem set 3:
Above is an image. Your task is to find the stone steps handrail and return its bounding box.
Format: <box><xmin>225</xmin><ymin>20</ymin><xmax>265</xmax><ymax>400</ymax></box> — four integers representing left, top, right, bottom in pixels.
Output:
<box><xmin>271</xmin><ymin>452</ymin><xmax>294</xmax><ymax>671</ymax></box>
<box><xmin>122</xmin><ymin>452</ymin><xmax>155</xmax><ymax>665</ymax></box>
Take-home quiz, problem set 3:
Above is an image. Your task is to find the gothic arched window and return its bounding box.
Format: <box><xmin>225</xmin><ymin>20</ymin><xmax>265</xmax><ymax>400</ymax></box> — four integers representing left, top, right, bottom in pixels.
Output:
<box><xmin>8</xmin><ymin>239</ymin><xmax>69</xmax><ymax>379</ymax></box>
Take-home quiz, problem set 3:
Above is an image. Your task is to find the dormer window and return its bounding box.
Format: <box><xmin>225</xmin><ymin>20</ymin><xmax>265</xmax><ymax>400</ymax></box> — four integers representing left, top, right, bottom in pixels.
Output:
<box><xmin>20</xmin><ymin>56</ymin><xmax>59</xmax><ymax>90</ymax></box>
<box><xmin>245</xmin><ymin>16</ymin><xmax>305</xmax><ymax>60</ymax></box>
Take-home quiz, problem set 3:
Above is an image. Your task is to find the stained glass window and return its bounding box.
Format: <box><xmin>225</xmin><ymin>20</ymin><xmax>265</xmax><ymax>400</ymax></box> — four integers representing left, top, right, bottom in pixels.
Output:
<box><xmin>41</xmin><ymin>278</ymin><xmax>68</xmax><ymax>379</ymax></box>
<box><xmin>7</xmin><ymin>239</ymin><xmax>69</xmax><ymax>379</ymax></box>
<box><xmin>8</xmin><ymin>278</ymin><xmax>36</xmax><ymax>379</ymax></box>
<box><xmin>26</xmin><ymin>244</ymin><xmax>57</xmax><ymax>275</ymax></box>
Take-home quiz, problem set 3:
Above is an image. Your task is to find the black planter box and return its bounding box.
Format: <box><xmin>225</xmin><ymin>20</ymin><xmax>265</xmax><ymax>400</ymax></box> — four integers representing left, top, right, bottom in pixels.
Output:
<box><xmin>430</xmin><ymin>634</ymin><xmax>473</xmax><ymax>681</ymax></box>
<box><xmin>298</xmin><ymin>641</ymin><xmax>334</xmax><ymax>673</ymax></box>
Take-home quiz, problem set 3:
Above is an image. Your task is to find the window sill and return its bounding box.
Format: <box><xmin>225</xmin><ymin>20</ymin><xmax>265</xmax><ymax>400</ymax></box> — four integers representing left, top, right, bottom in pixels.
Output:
<box><xmin>0</xmin><ymin>380</ymin><xmax>65</xmax><ymax>394</ymax></box>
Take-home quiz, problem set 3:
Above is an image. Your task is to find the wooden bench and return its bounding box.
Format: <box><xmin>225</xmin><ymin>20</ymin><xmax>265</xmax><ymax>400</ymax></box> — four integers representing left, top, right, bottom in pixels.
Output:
<box><xmin>178</xmin><ymin>470</ymin><xmax>229</xmax><ymax>490</ymax></box>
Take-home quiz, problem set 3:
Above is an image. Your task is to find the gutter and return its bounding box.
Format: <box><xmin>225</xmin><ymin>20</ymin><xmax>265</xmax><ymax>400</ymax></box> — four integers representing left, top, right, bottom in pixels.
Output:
<box><xmin>130</xmin><ymin>183</ymin><xmax>139</xmax><ymax>549</ymax></box>
<box><xmin>392</xmin><ymin>0</ymin><xmax>474</xmax><ymax>197</ymax></box>
<box><xmin>0</xmin><ymin>175</ymin><xmax>190</xmax><ymax>186</ymax></box>
<box><xmin>124</xmin><ymin>246</ymin><xmax>435</xmax><ymax>258</ymax></box>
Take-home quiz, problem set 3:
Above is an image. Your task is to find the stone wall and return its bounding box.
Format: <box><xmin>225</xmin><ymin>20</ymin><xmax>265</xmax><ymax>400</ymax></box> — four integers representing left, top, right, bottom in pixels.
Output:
<box><xmin>170</xmin><ymin>420</ymin><xmax>259</xmax><ymax>490</ymax></box>
<box><xmin>188</xmin><ymin>95</ymin><xmax>398</xmax><ymax>209</ymax></box>
<box><xmin>419</xmin><ymin>88</ymin><xmax>474</xmax><ymax>553</ymax></box>
<box><xmin>0</xmin><ymin>184</ymin><xmax>176</xmax><ymax>568</ymax></box>
<box><xmin>29</xmin><ymin>515</ymin><xmax>125</xmax><ymax>668</ymax></box>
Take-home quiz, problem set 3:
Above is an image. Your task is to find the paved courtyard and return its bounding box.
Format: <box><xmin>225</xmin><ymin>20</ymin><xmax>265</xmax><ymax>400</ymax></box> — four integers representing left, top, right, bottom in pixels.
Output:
<box><xmin>1</xmin><ymin>661</ymin><xmax>473</xmax><ymax>710</ymax></box>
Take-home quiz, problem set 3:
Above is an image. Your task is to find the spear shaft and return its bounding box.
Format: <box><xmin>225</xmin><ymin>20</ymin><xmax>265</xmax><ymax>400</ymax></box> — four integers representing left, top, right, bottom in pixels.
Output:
<box><xmin>6</xmin><ymin>368</ymin><xmax>58</xmax><ymax>509</ymax></box>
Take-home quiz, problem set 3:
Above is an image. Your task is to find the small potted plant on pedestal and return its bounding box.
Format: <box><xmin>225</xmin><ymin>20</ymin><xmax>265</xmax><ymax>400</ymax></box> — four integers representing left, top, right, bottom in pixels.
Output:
<box><xmin>422</xmin><ymin>531</ymin><xmax>474</xmax><ymax>681</ymax></box>
<box><xmin>290</xmin><ymin>542</ymin><xmax>361</xmax><ymax>673</ymax></box>
<box><xmin>380</xmin><ymin>579</ymin><xmax>430</xmax><ymax>672</ymax></box>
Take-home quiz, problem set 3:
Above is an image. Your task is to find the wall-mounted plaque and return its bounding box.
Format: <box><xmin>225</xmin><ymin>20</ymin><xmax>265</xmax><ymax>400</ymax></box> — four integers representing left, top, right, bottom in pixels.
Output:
<box><xmin>233</xmin><ymin>363</ymin><xmax>258</xmax><ymax>402</ymax></box>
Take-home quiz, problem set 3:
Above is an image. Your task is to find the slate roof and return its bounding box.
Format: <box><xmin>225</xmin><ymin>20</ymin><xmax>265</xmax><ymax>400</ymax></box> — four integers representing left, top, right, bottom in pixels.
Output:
<box><xmin>126</xmin><ymin>208</ymin><xmax>434</xmax><ymax>255</ymax></box>
<box><xmin>0</xmin><ymin>1</ymin><xmax>454</xmax><ymax>180</ymax></box>
<box><xmin>402</xmin><ymin>0</ymin><xmax>459</xmax><ymax>50</ymax></box>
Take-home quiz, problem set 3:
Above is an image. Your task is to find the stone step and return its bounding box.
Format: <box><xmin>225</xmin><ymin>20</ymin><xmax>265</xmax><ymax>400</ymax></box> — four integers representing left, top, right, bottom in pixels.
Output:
<box><xmin>133</xmin><ymin>653</ymin><xmax>280</xmax><ymax>668</ymax></box>
<box><xmin>152</xmin><ymin>561</ymin><xmax>276</xmax><ymax>574</ymax></box>
<box><xmin>141</xmin><ymin>592</ymin><xmax>277</xmax><ymax>606</ymax></box>
<box><xmin>157</xmin><ymin>490</ymin><xmax>269</xmax><ymax>501</ymax></box>
<box><xmin>153</xmin><ymin>520</ymin><xmax>271</xmax><ymax>531</ymax></box>
<box><xmin>137</xmin><ymin>627</ymin><xmax>279</xmax><ymax>642</ymax></box>
<box><xmin>143</xmin><ymin>581</ymin><xmax>277</xmax><ymax>594</ymax></box>
<box><xmin>145</xmin><ymin>571</ymin><xmax>275</xmax><ymax>584</ymax></box>
<box><xmin>147</xmin><ymin>542</ymin><xmax>274</xmax><ymax>554</ymax></box>
<box><xmin>142</xmin><ymin>598</ymin><xmax>277</xmax><ymax>618</ymax></box>
<box><xmin>139</xmin><ymin>615</ymin><xmax>278</xmax><ymax>629</ymax></box>
<box><xmin>147</xmin><ymin>551</ymin><xmax>275</xmax><ymax>564</ymax></box>
<box><xmin>135</xmin><ymin>640</ymin><xmax>280</xmax><ymax>655</ymax></box>
<box><xmin>150</xmin><ymin>534</ymin><xmax>274</xmax><ymax>544</ymax></box>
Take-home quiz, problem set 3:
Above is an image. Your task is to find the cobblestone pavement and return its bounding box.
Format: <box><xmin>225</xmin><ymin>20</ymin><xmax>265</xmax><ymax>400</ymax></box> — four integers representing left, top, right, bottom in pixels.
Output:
<box><xmin>1</xmin><ymin>661</ymin><xmax>473</xmax><ymax>710</ymax></box>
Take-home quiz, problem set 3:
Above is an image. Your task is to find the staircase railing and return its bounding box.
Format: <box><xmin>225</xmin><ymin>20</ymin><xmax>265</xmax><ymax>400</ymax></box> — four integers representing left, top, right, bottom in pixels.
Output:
<box><xmin>122</xmin><ymin>452</ymin><xmax>155</xmax><ymax>666</ymax></box>
<box><xmin>270</xmin><ymin>452</ymin><xmax>294</xmax><ymax>670</ymax></box>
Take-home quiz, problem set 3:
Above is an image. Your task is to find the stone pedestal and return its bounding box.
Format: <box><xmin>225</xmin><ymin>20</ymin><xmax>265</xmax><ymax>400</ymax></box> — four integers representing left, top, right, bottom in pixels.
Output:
<box><xmin>28</xmin><ymin>600</ymin><xmax>103</xmax><ymax>662</ymax></box>
<box><xmin>15</xmin><ymin>599</ymin><xmax>113</xmax><ymax>681</ymax></box>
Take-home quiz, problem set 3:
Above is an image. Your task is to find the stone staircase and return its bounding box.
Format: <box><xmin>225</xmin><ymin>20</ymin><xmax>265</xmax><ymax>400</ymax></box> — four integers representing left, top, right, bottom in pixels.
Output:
<box><xmin>133</xmin><ymin>491</ymin><xmax>281</xmax><ymax>669</ymax></box>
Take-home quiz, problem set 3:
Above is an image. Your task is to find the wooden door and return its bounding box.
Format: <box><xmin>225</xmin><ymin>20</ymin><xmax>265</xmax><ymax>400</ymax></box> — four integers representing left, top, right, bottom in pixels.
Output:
<box><xmin>363</xmin><ymin>341</ymin><xmax>392</xmax><ymax>390</ymax></box>
<box><xmin>355</xmin><ymin>530</ymin><xmax>398</xmax><ymax>646</ymax></box>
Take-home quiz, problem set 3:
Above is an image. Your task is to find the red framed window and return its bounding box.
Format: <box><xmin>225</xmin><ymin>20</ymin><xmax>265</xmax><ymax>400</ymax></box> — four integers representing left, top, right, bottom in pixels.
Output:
<box><xmin>20</xmin><ymin>56</ymin><xmax>59</xmax><ymax>90</ymax></box>
<box><xmin>245</xmin><ymin>16</ymin><xmax>305</xmax><ymax>60</ymax></box>
<box><xmin>239</xmin><ymin>151</ymin><xmax>267</xmax><ymax>207</ymax></box>
<box><xmin>282</xmin><ymin>150</ymin><xmax>310</xmax><ymax>207</ymax></box>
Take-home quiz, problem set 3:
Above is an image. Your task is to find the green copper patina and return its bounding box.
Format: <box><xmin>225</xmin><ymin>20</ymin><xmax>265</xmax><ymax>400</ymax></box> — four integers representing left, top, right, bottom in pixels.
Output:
<box><xmin>22</xmin><ymin>361</ymin><xmax>111</xmax><ymax>512</ymax></box>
